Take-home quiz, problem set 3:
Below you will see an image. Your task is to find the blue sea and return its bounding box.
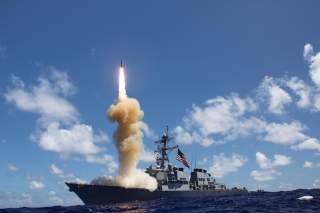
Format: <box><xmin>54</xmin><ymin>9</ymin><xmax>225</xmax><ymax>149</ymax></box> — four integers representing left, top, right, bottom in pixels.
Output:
<box><xmin>1</xmin><ymin>189</ymin><xmax>319</xmax><ymax>213</ymax></box>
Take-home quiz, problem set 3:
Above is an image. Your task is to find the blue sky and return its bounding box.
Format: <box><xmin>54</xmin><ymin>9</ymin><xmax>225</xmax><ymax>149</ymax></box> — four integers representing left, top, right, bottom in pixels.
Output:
<box><xmin>1</xmin><ymin>0</ymin><xmax>320</xmax><ymax>207</ymax></box>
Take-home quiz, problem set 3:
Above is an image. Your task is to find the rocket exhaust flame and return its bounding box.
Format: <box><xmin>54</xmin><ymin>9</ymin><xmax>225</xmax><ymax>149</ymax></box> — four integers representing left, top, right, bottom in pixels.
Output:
<box><xmin>118</xmin><ymin>66</ymin><xmax>127</xmax><ymax>100</ymax></box>
<box><xmin>91</xmin><ymin>63</ymin><xmax>157</xmax><ymax>191</ymax></box>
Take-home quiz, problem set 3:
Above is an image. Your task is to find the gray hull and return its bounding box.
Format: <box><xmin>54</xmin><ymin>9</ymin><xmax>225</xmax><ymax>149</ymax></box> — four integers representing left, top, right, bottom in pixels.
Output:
<box><xmin>66</xmin><ymin>182</ymin><xmax>248</xmax><ymax>205</ymax></box>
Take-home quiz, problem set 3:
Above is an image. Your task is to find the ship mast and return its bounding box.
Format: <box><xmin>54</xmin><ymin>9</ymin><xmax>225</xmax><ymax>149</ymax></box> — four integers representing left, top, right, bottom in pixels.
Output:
<box><xmin>154</xmin><ymin>126</ymin><xmax>178</xmax><ymax>169</ymax></box>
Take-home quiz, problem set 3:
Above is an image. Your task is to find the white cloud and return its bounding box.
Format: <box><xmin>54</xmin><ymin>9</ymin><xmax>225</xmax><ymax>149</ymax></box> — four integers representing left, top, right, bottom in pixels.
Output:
<box><xmin>292</xmin><ymin>138</ymin><xmax>320</xmax><ymax>152</ymax></box>
<box><xmin>255</xmin><ymin>152</ymin><xmax>291</xmax><ymax>169</ymax></box>
<box><xmin>173</xmin><ymin>60</ymin><xmax>320</xmax><ymax>148</ymax></box>
<box><xmin>174</xmin><ymin>126</ymin><xmax>206</xmax><ymax>145</ymax></box>
<box><xmin>140</xmin><ymin>145</ymin><xmax>156</xmax><ymax>163</ymax></box>
<box><xmin>286</xmin><ymin>77</ymin><xmax>311</xmax><ymax>108</ymax></box>
<box><xmin>174</xmin><ymin>90</ymin><xmax>317</xmax><ymax>149</ymax></box>
<box><xmin>281</xmin><ymin>61</ymin><xmax>320</xmax><ymax>112</ymax></box>
<box><xmin>5</xmin><ymin>68</ymin><xmax>113</xmax><ymax>167</ymax></box>
<box><xmin>259</xmin><ymin>76</ymin><xmax>292</xmax><ymax>114</ymax></box>
<box><xmin>251</xmin><ymin>152</ymin><xmax>290</xmax><ymax>182</ymax></box>
<box><xmin>314</xmin><ymin>94</ymin><xmax>320</xmax><ymax>111</ymax></box>
<box><xmin>268</xmin><ymin>85</ymin><xmax>292</xmax><ymax>114</ymax></box>
<box><xmin>250</xmin><ymin>169</ymin><xmax>280</xmax><ymax>181</ymax></box>
<box><xmin>49</xmin><ymin>164</ymin><xmax>64</xmax><ymax>176</ymax></box>
<box><xmin>7</xmin><ymin>164</ymin><xmax>19</xmax><ymax>172</ymax></box>
<box><xmin>304</xmin><ymin>43</ymin><xmax>320</xmax><ymax>87</ymax></box>
<box><xmin>39</xmin><ymin>122</ymin><xmax>101</xmax><ymax>157</ymax></box>
<box><xmin>73</xmin><ymin>177</ymin><xmax>87</xmax><ymax>184</ymax></box>
<box><xmin>174</xmin><ymin>94</ymin><xmax>256</xmax><ymax>146</ymax></box>
<box><xmin>49</xmin><ymin>66</ymin><xmax>76</xmax><ymax>96</ymax></box>
<box><xmin>209</xmin><ymin>153</ymin><xmax>247</xmax><ymax>178</ymax></box>
<box><xmin>304</xmin><ymin>43</ymin><xmax>314</xmax><ymax>61</ymax></box>
<box><xmin>262</xmin><ymin>121</ymin><xmax>307</xmax><ymax>145</ymax></box>
<box><xmin>5</xmin><ymin>71</ymin><xmax>78</xmax><ymax>125</ymax></box>
<box><xmin>140</xmin><ymin>122</ymin><xmax>157</xmax><ymax>140</ymax></box>
<box><xmin>93</xmin><ymin>130</ymin><xmax>110</xmax><ymax>144</ymax></box>
<box><xmin>29</xmin><ymin>180</ymin><xmax>45</xmax><ymax>190</ymax></box>
<box><xmin>255</xmin><ymin>152</ymin><xmax>270</xmax><ymax>169</ymax></box>
<box><xmin>193</xmin><ymin>95</ymin><xmax>256</xmax><ymax>135</ymax></box>
<box><xmin>49</xmin><ymin>164</ymin><xmax>89</xmax><ymax>184</ymax></box>
<box><xmin>303</xmin><ymin>161</ymin><xmax>320</xmax><ymax>169</ymax></box>
<box><xmin>273</xmin><ymin>154</ymin><xmax>291</xmax><ymax>167</ymax></box>
<box><xmin>303</xmin><ymin>161</ymin><xmax>313</xmax><ymax>168</ymax></box>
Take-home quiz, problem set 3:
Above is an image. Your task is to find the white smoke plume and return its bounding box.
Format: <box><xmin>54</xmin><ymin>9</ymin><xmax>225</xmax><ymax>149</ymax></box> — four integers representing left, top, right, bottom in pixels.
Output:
<box><xmin>91</xmin><ymin>66</ymin><xmax>157</xmax><ymax>191</ymax></box>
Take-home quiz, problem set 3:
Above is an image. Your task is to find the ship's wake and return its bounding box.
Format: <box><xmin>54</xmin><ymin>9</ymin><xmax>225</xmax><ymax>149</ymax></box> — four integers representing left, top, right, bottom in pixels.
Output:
<box><xmin>91</xmin><ymin>65</ymin><xmax>157</xmax><ymax>191</ymax></box>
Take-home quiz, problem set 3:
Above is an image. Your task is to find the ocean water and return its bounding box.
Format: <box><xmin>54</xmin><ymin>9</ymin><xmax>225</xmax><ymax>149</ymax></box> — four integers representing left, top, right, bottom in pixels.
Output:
<box><xmin>1</xmin><ymin>189</ymin><xmax>319</xmax><ymax>213</ymax></box>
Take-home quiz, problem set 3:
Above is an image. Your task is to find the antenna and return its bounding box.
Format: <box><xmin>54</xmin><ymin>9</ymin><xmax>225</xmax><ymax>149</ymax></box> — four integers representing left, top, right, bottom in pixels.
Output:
<box><xmin>154</xmin><ymin>126</ymin><xmax>178</xmax><ymax>169</ymax></box>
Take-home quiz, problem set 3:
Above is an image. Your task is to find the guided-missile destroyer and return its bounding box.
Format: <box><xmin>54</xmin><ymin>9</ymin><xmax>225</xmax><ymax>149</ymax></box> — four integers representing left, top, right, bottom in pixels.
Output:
<box><xmin>66</xmin><ymin>127</ymin><xmax>248</xmax><ymax>205</ymax></box>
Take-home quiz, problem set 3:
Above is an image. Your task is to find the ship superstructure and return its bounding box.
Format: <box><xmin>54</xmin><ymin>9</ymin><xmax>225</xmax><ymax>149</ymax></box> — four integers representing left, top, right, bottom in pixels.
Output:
<box><xmin>145</xmin><ymin>126</ymin><xmax>227</xmax><ymax>191</ymax></box>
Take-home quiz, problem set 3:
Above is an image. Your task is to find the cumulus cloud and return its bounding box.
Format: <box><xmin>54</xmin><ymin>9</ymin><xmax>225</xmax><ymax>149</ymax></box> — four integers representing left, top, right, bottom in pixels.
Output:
<box><xmin>5</xmin><ymin>68</ymin><xmax>111</xmax><ymax>164</ymax></box>
<box><xmin>255</xmin><ymin>152</ymin><xmax>291</xmax><ymax>169</ymax></box>
<box><xmin>140</xmin><ymin>122</ymin><xmax>157</xmax><ymax>140</ymax></box>
<box><xmin>175</xmin><ymin>94</ymin><xmax>319</xmax><ymax>153</ymax></box>
<box><xmin>192</xmin><ymin>95</ymin><xmax>256</xmax><ymax>135</ymax></box>
<box><xmin>272</xmin><ymin>154</ymin><xmax>291</xmax><ymax>167</ymax></box>
<box><xmin>174</xmin><ymin>94</ymin><xmax>256</xmax><ymax>146</ymax></box>
<box><xmin>49</xmin><ymin>164</ymin><xmax>64</xmax><ymax>176</ymax></box>
<box><xmin>303</xmin><ymin>161</ymin><xmax>320</xmax><ymax>169</ymax></box>
<box><xmin>251</xmin><ymin>152</ymin><xmax>290</xmax><ymax>181</ymax></box>
<box><xmin>49</xmin><ymin>164</ymin><xmax>89</xmax><ymax>183</ymax></box>
<box><xmin>39</xmin><ymin>122</ymin><xmax>101</xmax><ymax>157</ymax></box>
<box><xmin>175</xmin><ymin>96</ymin><xmax>310</xmax><ymax>146</ymax></box>
<box><xmin>250</xmin><ymin>169</ymin><xmax>280</xmax><ymax>181</ymax></box>
<box><xmin>29</xmin><ymin>180</ymin><xmax>45</xmax><ymax>190</ymax></box>
<box><xmin>140</xmin><ymin>145</ymin><xmax>156</xmax><ymax>163</ymax></box>
<box><xmin>175</xmin><ymin>125</ymin><xmax>203</xmax><ymax>146</ymax></box>
<box><xmin>93</xmin><ymin>131</ymin><xmax>110</xmax><ymax>144</ymax></box>
<box><xmin>208</xmin><ymin>153</ymin><xmax>247</xmax><ymax>178</ymax></box>
<box><xmin>292</xmin><ymin>138</ymin><xmax>320</xmax><ymax>152</ymax></box>
<box><xmin>304</xmin><ymin>43</ymin><xmax>320</xmax><ymax>87</ymax></box>
<box><xmin>5</xmin><ymin>71</ymin><xmax>78</xmax><ymax>125</ymax></box>
<box><xmin>304</xmin><ymin>43</ymin><xmax>314</xmax><ymax>61</ymax></box>
<box><xmin>285</xmin><ymin>77</ymin><xmax>311</xmax><ymax>109</ymax></box>
<box><xmin>262</xmin><ymin>121</ymin><xmax>307</xmax><ymax>145</ymax></box>
<box><xmin>174</xmin><ymin>44</ymin><xmax>320</xmax><ymax>151</ymax></box>
<box><xmin>314</xmin><ymin>94</ymin><xmax>320</xmax><ymax>111</ymax></box>
<box><xmin>7</xmin><ymin>164</ymin><xmax>19</xmax><ymax>172</ymax></box>
<box><xmin>258</xmin><ymin>76</ymin><xmax>292</xmax><ymax>114</ymax></box>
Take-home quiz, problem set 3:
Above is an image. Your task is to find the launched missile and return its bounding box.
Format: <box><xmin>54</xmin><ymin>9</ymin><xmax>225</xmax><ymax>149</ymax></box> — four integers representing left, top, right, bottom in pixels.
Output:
<box><xmin>118</xmin><ymin>60</ymin><xmax>127</xmax><ymax>100</ymax></box>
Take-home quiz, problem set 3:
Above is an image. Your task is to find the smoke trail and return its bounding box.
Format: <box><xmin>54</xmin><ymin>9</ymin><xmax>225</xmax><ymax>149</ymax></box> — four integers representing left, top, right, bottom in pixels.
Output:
<box><xmin>91</xmin><ymin>65</ymin><xmax>157</xmax><ymax>191</ymax></box>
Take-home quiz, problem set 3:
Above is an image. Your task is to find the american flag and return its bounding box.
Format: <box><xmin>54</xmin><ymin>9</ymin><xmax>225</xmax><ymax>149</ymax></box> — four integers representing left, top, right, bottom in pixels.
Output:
<box><xmin>176</xmin><ymin>149</ymin><xmax>191</xmax><ymax>168</ymax></box>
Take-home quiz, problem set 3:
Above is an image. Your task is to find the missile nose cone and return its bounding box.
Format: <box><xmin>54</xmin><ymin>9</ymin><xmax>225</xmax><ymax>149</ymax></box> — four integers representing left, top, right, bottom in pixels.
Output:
<box><xmin>120</xmin><ymin>60</ymin><xmax>124</xmax><ymax>68</ymax></box>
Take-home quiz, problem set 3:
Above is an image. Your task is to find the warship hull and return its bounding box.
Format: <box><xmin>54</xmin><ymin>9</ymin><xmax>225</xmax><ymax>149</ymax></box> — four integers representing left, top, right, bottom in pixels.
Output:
<box><xmin>66</xmin><ymin>182</ymin><xmax>248</xmax><ymax>205</ymax></box>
